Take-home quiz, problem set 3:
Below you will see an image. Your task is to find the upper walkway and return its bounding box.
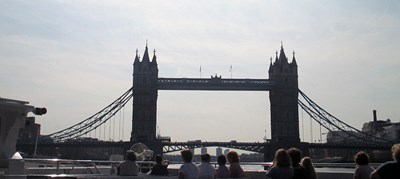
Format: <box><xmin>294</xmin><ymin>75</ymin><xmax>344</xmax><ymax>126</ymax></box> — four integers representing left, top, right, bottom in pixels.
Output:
<box><xmin>157</xmin><ymin>77</ymin><xmax>275</xmax><ymax>91</ymax></box>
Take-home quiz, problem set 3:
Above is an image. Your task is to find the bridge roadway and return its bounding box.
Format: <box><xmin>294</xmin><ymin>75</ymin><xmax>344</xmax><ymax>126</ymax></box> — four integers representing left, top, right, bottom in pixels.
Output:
<box><xmin>157</xmin><ymin>77</ymin><xmax>275</xmax><ymax>91</ymax></box>
<box><xmin>162</xmin><ymin>141</ymin><xmax>393</xmax><ymax>153</ymax></box>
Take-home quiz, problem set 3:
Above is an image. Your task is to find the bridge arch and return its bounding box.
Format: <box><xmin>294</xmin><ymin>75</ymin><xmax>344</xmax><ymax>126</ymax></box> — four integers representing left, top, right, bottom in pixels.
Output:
<box><xmin>162</xmin><ymin>141</ymin><xmax>266</xmax><ymax>154</ymax></box>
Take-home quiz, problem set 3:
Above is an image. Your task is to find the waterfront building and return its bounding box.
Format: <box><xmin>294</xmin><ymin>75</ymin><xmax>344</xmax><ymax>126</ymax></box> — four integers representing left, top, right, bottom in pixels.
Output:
<box><xmin>362</xmin><ymin>110</ymin><xmax>400</xmax><ymax>142</ymax></box>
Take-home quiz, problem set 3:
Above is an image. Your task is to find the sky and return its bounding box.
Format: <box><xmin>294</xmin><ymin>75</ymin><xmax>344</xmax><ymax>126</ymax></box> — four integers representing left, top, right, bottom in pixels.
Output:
<box><xmin>1</xmin><ymin>0</ymin><xmax>400</xmax><ymax>144</ymax></box>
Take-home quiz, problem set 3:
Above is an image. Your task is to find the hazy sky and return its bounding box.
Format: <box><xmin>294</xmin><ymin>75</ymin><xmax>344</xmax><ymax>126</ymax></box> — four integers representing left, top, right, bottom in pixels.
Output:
<box><xmin>1</xmin><ymin>0</ymin><xmax>399</xmax><ymax>144</ymax></box>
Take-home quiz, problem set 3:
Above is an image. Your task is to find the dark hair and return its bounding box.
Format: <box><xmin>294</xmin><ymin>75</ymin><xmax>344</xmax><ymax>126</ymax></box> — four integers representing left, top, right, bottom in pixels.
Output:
<box><xmin>301</xmin><ymin>157</ymin><xmax>316</xmax><ymax>179</ymax></box>
<box><xmin>201</xmin><ymin>153</ymin><xmax>211</xmax><ymax>162</ymax></box>
<box><xmin>181</xmin><ymin>149</ymin><xmax>193</xmax><ymax>163</ymax></box>
<box><xmin>217</xmin><ymin>155</ymin><xmax>226</xmax><ymax>165</ymax></box>
<box><xmin>126</xmin><ymin>150</ymin><xmax>136</xmax><ymax>161</ymax></box>
<box><xmin>227</xmin><ymin>151</ymin><xmax>240</xmax><ymax>163</ymax></box>
<box><xmin>274</xmin><ymin>149</ymin><xmax>291</xmax><ymax>167</ymax></box>
<box><xmin>155</xmin><ymin>155</ymin><xmax>163</xmax><ymax>163</ymax></box>
<box><xmin>288</xmin><ymin>147</ymin><xmax>302</xmax><ymax>165</ymax></box>
<box><xmin>354</xmin><ymin>151</ymin><xmax>370</xmax><ymax>165</ymax></box>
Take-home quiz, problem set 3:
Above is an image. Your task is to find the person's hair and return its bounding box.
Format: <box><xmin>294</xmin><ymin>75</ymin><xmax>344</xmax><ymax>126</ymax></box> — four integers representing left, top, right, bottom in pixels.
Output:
<box><xmin>288</xmin><ymin>147</ymin><xmax>302</xmax><ymax>165</ymax></box>
<box><xmin>155</xmin><ymin>155</ymin><xmax>163</xmax><ymax>163</ymax></box>
<box><xmin>227</xmin><ymin>151</ymin><xmax>240</xmax><ymax>163</ymax></box>
<box><xmin>217</xmin><ymin>155</ymin><xmax>226</xmax><ymax>165</ymax></box>
<box><xmin>181</xmin><ymin>149</ymin><xmax>193</xmax><ymax>163</ymax></box>
<box><xmin>301</xmin><ymin>157</ymin><xmax>316</xmax><ymax>179</ymax></box>
<box><xmin>392</xmin><ymin>144</ymin><xmax>400</xmax><ymax>162</ymax></box>
<box><xmin>126</xmin><ymin>150</ymin><xmax>136</xmax><ymax>161</ymax></box>
<box><xmin>201</xmin><ymin>153</ymin><xmax>211</xmax><ymax>163</ymax></box>
<box><xmin>354</xmin><ymin>151</ymin><xmax>370</xmax><ymax>165</ymax></box>
<box><xmin>274</xmin><ymin>149</ymin><xmax>291</xmax><ymax>167</ymax></box>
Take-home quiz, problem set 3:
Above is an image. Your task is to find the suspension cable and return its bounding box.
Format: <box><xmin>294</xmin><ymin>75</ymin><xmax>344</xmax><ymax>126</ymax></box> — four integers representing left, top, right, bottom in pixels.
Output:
<box><xmin>42</xmin><ymin>87</ymin><xmax>133</xmax><ymax>143</ymax></box>
<box><xmin>298</xmin><ymin>89</ymin><xmax>393</xmax><ymax>145</ymax></box>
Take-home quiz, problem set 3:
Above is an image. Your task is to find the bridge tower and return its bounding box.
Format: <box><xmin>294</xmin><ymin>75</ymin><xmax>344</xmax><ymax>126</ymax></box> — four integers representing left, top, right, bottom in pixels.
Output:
<box><xmin>265</xmin><ymin>44</ymin><xmax>308</xmax><ymax>161</ymax></box>
<box><xmin>131</xmin><ymin>44</ymin><xmax>159</xmax><ymax>148</ymax></box>
<box><xmin>268</xmin><ymin>44</ymin><xmax>299</xmax><ymax>143</ymax></box>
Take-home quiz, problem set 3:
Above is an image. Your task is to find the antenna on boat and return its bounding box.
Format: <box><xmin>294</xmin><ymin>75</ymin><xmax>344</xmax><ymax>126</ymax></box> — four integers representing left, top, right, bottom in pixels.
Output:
<box><xmin>34</xmin><ymin>131</ymin><xmax>39</xmax><ymax>158</ymax></box>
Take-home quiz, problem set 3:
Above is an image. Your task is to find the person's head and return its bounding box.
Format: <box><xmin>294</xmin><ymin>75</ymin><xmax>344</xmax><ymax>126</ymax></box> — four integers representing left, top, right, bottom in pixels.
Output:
<box><xmin>201</xmin><ymin>153</ymin><xmax>211</xmax><ymax>163</ymax></box>
<box><xmin>392</xmin><ymin>144</ymin><xmax>400</xmax><ymax>162</ymax></box>
<box><xmin>301</xmin><ymin>157</ymin><xmax>314</xmax><ymax>169</ymax></box>
<box><xmin>274</xmin><ymin>149</ymin><xmax>291</xmax><ymax>167</ymax></box>
<box><xmin>354</xmin><ymin>151</ymin><xmax>370</xmax><ymax>165</ymax></box>
<box><xmin>126</xmin><ymin>150</ymin><xmax>136</xmax><ymax>161</ymax></box>
<box><xmin>217</xmin><ymin>155</ymin><xmax>227</xmax><ymax>165</ymax></box>
<box><xmin>227</xmin><ymin>151</ymin><xmax>240</xmax><ymax>163</ymax></box>
<box><xmin>180</xmin><ymin>149</ymin><xmax>193</xmax><ymax>163</ymax></box>
<box><xmin>155</xmin><ymin>155</ymin><xmax>163</xmax><ymax>164</ymax></box>
<box><xmin>287</xmin><ymin>147</ymin><xmax>302</xmax><ymax>166</ymax></box>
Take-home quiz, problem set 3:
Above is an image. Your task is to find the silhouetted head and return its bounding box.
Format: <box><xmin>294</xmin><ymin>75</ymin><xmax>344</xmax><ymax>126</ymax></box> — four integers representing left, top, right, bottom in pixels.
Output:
<box><xmin>217</xmin><ymin>155</ymin><xmax>227</xmax><ymax>165</ymax></box>
<box><xmin>155</xmin><ymin>155</ymin><xmax>163</xmax><ymax>164</ymax></box>
<box><xmin>126</xmin><ymin>150</ymin><xmax>136</xmax><ymax>161</ymax></box>
<box><xmin>288</xmin><ymin>147</ymin><xmax>302</xmax><ymax>166</ymax></box>
<box><xmin>227</xmin><ymin>151</ymin><xmax>240</xmax><ymax>163</ymax></box>
<box><xmin>201</xmin><ymin>153</ymin><xmax>211</xmax><ymax>163</ymax></box>
<box><xmin>181</xmin><ymin>149</ymin><xmax>193</xmax><ymax>163</ymax></box>
<box><xmin>354</xmin><ymin>151</ymin><xmax>370</xmax><ymax>165</ymax></box>
<box><xmin>301</xmin><ymin>157</ymin><xmax>314</xmax><ymax>169</ymax></box>
<box><xmin>274</xmin><ymin>149</ymin><xmax>291</xmax><ymax>167</ymax></box>
<box><xmin>392</xmin><ymin>144</ymin><xmax>400</xmax><ymax>162</ymax></box>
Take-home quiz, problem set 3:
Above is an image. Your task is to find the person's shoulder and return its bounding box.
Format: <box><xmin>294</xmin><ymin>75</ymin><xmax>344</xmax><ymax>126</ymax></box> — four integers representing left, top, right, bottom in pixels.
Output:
<box><xmin>379</xmin><ymin>161</ymin><xmax>398</xmax><ymax>168</ymax></box>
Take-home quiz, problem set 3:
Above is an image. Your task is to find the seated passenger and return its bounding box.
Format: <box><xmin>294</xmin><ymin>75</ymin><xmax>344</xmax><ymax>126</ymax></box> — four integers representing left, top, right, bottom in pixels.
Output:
<box><xmin>227</xmin><ymin>151</ymin><xmax>244</xmax><ymax>178</ymax></box>
<box><xmin>216</xmin><ymin>155</ymin><xmax>230</xmax><ymax>178</ymax></box>
<box><xmin>179</xmin><ymin>149</ymin><xmax>199</xmax><ymax>179</ymax></box>
<box><xmin>301</xmin><ymin>157</ymin><xmax>317</xmax><ymax>179</ymax></box>
<box><xmin>198</xmin><ymin>153</ymin><xmax>216</xmax><ymax>179</ymax></box>
<box><xmin>371</xmin><ymin>144</ymin><xmax>400</xmax><ymax>179</ymax></box>
<box><xmin>266</xmin><ymin>149</ymin><xmax>294</xmax><ymax>179</ymax></box>
<box><xmin>288</xmin><ymin>147</ymin><xmax>306</xmax><ymax>179</ymax></box>
<box><xmin>117</xmin><ymin>150</ymin><xmax>139</xmax><ymax>176</ymax></box>
<box><xmin>150</xmin><ymin>155</ymin><xmax>169</xmax><ymax>176</ymax></box>
<box><xmin>353</xmin><ymin>151</ymin><xmax>374</xmax><ymax>179</ymax></box>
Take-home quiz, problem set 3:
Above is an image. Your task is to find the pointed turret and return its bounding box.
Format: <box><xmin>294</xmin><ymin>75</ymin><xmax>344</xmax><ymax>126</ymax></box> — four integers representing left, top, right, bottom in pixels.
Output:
<box><xmin>151</xmin><ymin>49</ymin><xmax>158</xmax><ymax>72</ymax></box>
<box><xmin>151</xmin><ymin>49</ymin><xmax>157</xmax><ymax>64</ymax></box>
<box><xmin>268</xmin><ymin>57</ymin><xmax>273</xmax><ymax>74</ymax></box>
<box><xmin>278</xmin><ymin>42</ymin><xmax>288</xmax><ymax>63</ymax></box>
<box><xmin>292</xmin><ymin>51</ymin><xmax>297</xmax><ymax>66</ymax></box>
<box><xmin>142</xmin><ymin>44</ymin><xmax>150</xmax><ymax>63</ymax></box>
<box><xmin>134</xmin><ymin>49</ymin><xmax>140</xmax><ymax>64</ymax></box>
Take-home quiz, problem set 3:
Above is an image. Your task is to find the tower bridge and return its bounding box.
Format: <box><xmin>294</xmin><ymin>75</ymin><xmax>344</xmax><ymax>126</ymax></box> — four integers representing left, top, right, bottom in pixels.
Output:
<box><xmin>20</xmin><ymin>43</ymin><xmax>395</xmax><ymax>161</ymax></box>
<box><xmin>132</xmin><ymin>43</ymin><xmax>300</xmax><ymax>155</ymax></box>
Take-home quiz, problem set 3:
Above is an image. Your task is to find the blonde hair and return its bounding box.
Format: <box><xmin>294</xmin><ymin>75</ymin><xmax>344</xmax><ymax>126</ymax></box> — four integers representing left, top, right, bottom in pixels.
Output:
<box><xmin>392</xmin><ymin>144</ymin><xmax>400</xmax><ymax>162</ymax></box>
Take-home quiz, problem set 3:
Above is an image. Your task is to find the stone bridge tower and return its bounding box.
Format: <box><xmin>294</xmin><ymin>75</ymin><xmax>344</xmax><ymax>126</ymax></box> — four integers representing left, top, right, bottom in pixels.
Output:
<box><xmin>268</xmin><ymin>44</ymin><xmax>299</xmax><ymax>143</ymax></box>
<box><xmin>131</xmin><ymin>44</ymin><xmax>159</xmax><ymax>147</ymax></box>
